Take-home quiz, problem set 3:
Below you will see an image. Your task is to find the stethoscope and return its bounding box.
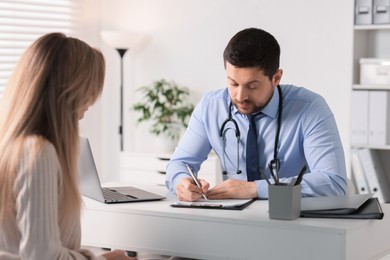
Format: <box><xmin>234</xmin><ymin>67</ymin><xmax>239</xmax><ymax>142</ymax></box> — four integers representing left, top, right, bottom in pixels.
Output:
<box><xmin>219</xmin><ymin>85</ymin><xmax>283</xmax><ymax>177</ymax></box>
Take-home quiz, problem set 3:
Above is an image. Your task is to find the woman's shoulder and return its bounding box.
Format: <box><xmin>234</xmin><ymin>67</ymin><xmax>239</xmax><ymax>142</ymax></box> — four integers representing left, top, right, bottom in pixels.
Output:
<box><xmin>23</xmin><ymin>135</ymin><xmax>56</xmax><ymax>154</ymax></box>
<box><xmin>14</xmin><ymin>136</ymin><xmax>61</xmax><ymax>193</ymax></box>
<box><xmin>20</xmin><ymin>136</ymin><xmax>59</xmax><ymax>172</ymax></box>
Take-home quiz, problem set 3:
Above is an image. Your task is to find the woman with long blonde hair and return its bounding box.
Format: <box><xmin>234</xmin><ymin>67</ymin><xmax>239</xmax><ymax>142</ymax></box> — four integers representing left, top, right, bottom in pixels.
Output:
<box><xmin>0</xmin><ymin>33</ymin><xmax>133</xmax><ymax>259</ymax></box>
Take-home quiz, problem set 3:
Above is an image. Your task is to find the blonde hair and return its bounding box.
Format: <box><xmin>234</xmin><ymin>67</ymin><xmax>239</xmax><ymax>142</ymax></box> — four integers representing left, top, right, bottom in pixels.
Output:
<box><xmin>0</xmin><ymin>33</ymin><xmax>105</xmax><ymax>226</ymax></box>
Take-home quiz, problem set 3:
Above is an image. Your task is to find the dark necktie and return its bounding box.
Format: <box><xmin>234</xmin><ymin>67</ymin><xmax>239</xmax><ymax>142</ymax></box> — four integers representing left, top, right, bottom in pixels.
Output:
<box><xmin>246</xmin><ymin>114</ymin><xmax>259</xmax><ymax>181</ymax></box>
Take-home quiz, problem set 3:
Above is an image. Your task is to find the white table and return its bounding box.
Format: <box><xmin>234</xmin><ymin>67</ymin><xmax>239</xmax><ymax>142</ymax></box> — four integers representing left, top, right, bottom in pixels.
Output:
<box><xmin>80</xmin><ymin>184</ymin><xmax>390</xmax><ymax>260</ymax></box>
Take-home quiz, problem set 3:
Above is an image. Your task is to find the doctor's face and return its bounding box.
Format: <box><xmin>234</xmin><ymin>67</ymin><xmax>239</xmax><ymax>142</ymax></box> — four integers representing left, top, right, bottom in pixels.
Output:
<box><xmin>226</xmin><ymin>62</ymin><xmax>282</xmax><ymax>115</ymax></box>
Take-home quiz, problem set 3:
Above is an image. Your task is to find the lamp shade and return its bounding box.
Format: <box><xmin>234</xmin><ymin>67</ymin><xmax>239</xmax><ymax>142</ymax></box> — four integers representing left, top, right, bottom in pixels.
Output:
<box><xmin>100</xmin><ymin>30</ymin><xmax>142</xmax><ymax>49</ymax></box>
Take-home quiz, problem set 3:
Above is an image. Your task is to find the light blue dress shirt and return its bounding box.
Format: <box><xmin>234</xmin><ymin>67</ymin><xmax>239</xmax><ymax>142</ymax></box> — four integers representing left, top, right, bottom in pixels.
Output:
<box><xmin>165</xmin><ymin>84</ymin><xmax>347</xmax><ymax>198</ymax></box>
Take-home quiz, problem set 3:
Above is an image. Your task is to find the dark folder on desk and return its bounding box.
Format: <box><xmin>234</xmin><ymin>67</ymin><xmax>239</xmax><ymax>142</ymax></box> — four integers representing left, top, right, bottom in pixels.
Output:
<box><xmin>171</xmin><ymin>198</ymin><xmax>256</xmax><ymax>210</ymax></box>
<box><xmin>300</xmin><ymin>193</ymin><xmax>384</xmax><ymax>219</ymax></box>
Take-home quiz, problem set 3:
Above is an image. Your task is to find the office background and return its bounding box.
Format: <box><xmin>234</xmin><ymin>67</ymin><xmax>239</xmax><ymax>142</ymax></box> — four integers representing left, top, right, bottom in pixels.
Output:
<box><xmin>78</xmin><ymin>0</ymin><xmax>353</xmax><ymax>182</ymax></box>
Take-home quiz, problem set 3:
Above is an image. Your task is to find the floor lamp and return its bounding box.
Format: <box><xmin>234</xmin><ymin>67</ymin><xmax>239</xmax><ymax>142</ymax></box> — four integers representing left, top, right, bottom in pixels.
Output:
<box><xmin>101</xmin><ymin>31</ymin><xmax>141</xmax><ymax>151</ymax></box>
<box><xmin>116</xmin><ymin>48</ymin><xmax>127</xmax><ymax>151</ymax></box>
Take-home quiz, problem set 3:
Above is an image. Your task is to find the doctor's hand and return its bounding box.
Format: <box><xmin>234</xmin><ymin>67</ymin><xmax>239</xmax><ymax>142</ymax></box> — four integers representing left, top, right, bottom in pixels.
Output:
<box><xmin>206</xmin><ymin>179</ymin><xmax>258</xmax><ymax>199</ymax></box>
<box><xmin>176</xmin><ymin>177</ymin><xmax>210</xmax><ymax>201</ymax></box>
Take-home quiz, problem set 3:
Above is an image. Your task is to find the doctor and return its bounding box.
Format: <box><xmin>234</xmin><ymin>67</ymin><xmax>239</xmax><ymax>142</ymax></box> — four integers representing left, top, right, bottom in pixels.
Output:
<box><xmin>165</xmin><ymin>27</ymin><xmax>347</xmax><ymax>201</ymax></box>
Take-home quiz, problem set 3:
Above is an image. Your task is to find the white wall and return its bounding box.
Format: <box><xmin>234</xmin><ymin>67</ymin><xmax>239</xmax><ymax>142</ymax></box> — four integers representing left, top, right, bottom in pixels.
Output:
<box><xmin>76</xmin><ymin>0</ymin><xmax>104</xmax><ymax>178</ymax></box>
<box><xmin>96</xmin><ymin>0</ymin><xmax>354</xmax><ymax>181</ymax></box>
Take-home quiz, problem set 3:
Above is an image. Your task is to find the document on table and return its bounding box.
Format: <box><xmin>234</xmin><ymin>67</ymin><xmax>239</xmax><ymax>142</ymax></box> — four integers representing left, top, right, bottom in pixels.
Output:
<box><xmin>171</xmin><ymin>198</ymin><xmax>256</xmax><ymax>210</ymax></box>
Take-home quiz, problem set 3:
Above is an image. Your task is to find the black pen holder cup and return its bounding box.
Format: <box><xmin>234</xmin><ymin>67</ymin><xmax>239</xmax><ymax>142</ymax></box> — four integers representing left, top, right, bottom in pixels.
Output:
<box><xmin>268</xmin><ymin>184</ymin><xmax>301</xmax><ymax>220</ymax></box>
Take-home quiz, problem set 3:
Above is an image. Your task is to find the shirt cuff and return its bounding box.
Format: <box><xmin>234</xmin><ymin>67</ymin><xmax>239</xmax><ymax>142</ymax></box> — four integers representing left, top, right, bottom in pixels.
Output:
<box><xmin>256</xmin><ymin>179</ymin><xmax>271</xmax><ymax>199</ymax></box>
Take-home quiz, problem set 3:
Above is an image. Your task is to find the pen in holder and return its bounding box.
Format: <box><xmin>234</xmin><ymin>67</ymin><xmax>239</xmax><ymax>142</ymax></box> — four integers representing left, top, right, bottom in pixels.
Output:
<box><xmin>268</xmin><ymin>183</ymin><xmax>301</xmax><ymax>220</ymax></box>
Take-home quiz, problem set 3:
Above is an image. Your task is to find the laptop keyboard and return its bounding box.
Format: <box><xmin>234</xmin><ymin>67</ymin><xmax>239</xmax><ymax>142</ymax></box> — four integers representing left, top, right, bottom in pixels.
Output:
<box><xmin>102</xmin><ymin>188</ymin><xmax>137</xmax><ymax>202</ymax></box>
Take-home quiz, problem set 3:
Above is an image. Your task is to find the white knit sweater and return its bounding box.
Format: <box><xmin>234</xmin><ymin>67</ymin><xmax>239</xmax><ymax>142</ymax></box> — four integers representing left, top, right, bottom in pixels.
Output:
<box><xmin>0</xmin><ymin>138</ymin><xmax>105</xmax><ymax>259</ymax></box>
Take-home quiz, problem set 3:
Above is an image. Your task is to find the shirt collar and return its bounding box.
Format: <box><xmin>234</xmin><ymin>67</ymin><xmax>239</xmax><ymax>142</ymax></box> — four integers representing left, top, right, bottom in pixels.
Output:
<box><xmin>230</xmin><ymin>86</ymin><xmax>280</xmax><ymax>119</ymax></box>
<box><xmin>261</xmin><ymin>86</ymin><xmax>279</xmax><ymax>119</ymax></box>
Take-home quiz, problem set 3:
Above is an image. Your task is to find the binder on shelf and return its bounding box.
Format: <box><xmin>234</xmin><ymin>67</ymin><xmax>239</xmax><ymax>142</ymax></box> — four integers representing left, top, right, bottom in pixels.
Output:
<box><xmin>357</xmin><ymin>148</ymin><xmax>390</xmax><ymax>203</ymax></box>
<box><xmin>355</xmin><ymin>0</ymin><xmax>373</xmax><ymax>25</ymax></box>
<box><xmin>351</xmin><ymin>90</ymin><xmax>369</xmax><ymax>145</ymax></box>
<box><xmin>351</xmin><ymin>148</ymin><xmax>371</xmax><ymax>194</ymax></box>
<box><xmin>368</xmin><ymin>91</ymin><xmax>390</xmax><ymax>146</ymax></box>
<box><xmin>373</xmin><ymin>0</ymin><xmax>390</xmax><ymax>24</ymax></box>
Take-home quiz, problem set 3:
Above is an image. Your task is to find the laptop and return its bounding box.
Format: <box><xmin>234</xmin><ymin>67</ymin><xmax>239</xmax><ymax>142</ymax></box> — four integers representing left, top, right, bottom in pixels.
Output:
<box><xmin>78</xmin><ymin>137</ymin><xmax>166</xmax><ymax>203</ymax></box>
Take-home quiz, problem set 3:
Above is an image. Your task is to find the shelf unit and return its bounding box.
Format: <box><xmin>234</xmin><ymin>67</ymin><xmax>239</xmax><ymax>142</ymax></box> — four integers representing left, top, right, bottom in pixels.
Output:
<box><xmin>352</xmin><ymin>26</ymin><xmax>390</xmax><ymax>86</ymax></box>
<box><xmin>351</xmin><ymin>20</ymin><xmax>390</xmax><ymax>202</ymax></box>
<box><xmin>352</xmin><ymin>84</ymin><xmax>390</xmax><ymax>90</ymax></box>
<box><xmin>354</xmin><ymin>24</ymin><xmax>390</xmax><ymax>30</ymax></box>
<box><xmin>352</xmin><ymin>22</ymin><xmax>390</xmax><ymax>149</ymax></box>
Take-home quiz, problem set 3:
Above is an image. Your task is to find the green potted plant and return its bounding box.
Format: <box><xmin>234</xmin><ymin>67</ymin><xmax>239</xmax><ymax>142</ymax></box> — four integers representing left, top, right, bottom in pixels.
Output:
<box><xmin>132</xmin><ymin>79</ymin><xmax>194</xmax><ymax>141</ymax></box>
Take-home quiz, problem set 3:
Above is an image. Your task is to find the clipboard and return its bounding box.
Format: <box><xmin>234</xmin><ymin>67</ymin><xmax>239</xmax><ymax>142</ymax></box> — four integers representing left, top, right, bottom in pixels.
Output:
<box><xmin>171</xmin><ymin>198</ymin><xmax>256</xmax><ymax>210</ymax></box>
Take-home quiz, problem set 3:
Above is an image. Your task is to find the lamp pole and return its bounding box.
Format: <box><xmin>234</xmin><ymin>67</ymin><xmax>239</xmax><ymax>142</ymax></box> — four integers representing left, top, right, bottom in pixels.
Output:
<box><xmin>116</xmin><ymin>48</ymin><xmax>128</xmax><ymax>151</ymax></box>
<box><xmin>117</xmin><ymin>48</ymin><xmax>138</xmax><ymax>260</ymax></box>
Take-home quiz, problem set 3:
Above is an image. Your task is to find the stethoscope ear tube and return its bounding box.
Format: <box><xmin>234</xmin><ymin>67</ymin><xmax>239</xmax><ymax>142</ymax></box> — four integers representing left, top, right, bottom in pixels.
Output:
<box><xmin>220</xmin><ymin>85</ymin><xmax>282</xmax><ymax>177</ymax></box>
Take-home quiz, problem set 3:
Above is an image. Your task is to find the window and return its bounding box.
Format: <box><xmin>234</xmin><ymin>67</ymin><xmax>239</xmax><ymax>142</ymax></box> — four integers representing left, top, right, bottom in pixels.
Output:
<box><xmin>0</xmin><ymin>0</ymin><xmax>83</xmax><ymax>95</ymax></box>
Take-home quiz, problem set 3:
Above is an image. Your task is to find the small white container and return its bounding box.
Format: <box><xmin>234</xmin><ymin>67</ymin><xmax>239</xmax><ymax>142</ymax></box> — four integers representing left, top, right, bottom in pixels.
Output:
<box><xmin>360</xmin><ymin>58</ymin><xmax>390</xmax><ymax>85</ymax></box>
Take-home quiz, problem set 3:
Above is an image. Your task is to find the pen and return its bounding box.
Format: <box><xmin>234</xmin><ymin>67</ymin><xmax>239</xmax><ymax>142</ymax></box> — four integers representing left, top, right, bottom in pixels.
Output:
<box><xmin>268</xmin><ymin>164</ymin><xmax>280</xmax><ymax>185</ymax></box>
<box><xmin>185</xmin><ymin>163</ymin><xmax>208</xmax><ymax>200</ymax></box>
<box><xmin>294</xmin><ymin>165</ymin><xmax>307</xmax><ymax>185</ymax></box>
<box><xmin>273</xmin><ymin>168</ymin><xmax>280</xmax><ymax>185</ymax></box>
<box><xmin>288</xmin><ymin>177</ymin><xmax>297</xmax><ymax>187</ymax></box>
